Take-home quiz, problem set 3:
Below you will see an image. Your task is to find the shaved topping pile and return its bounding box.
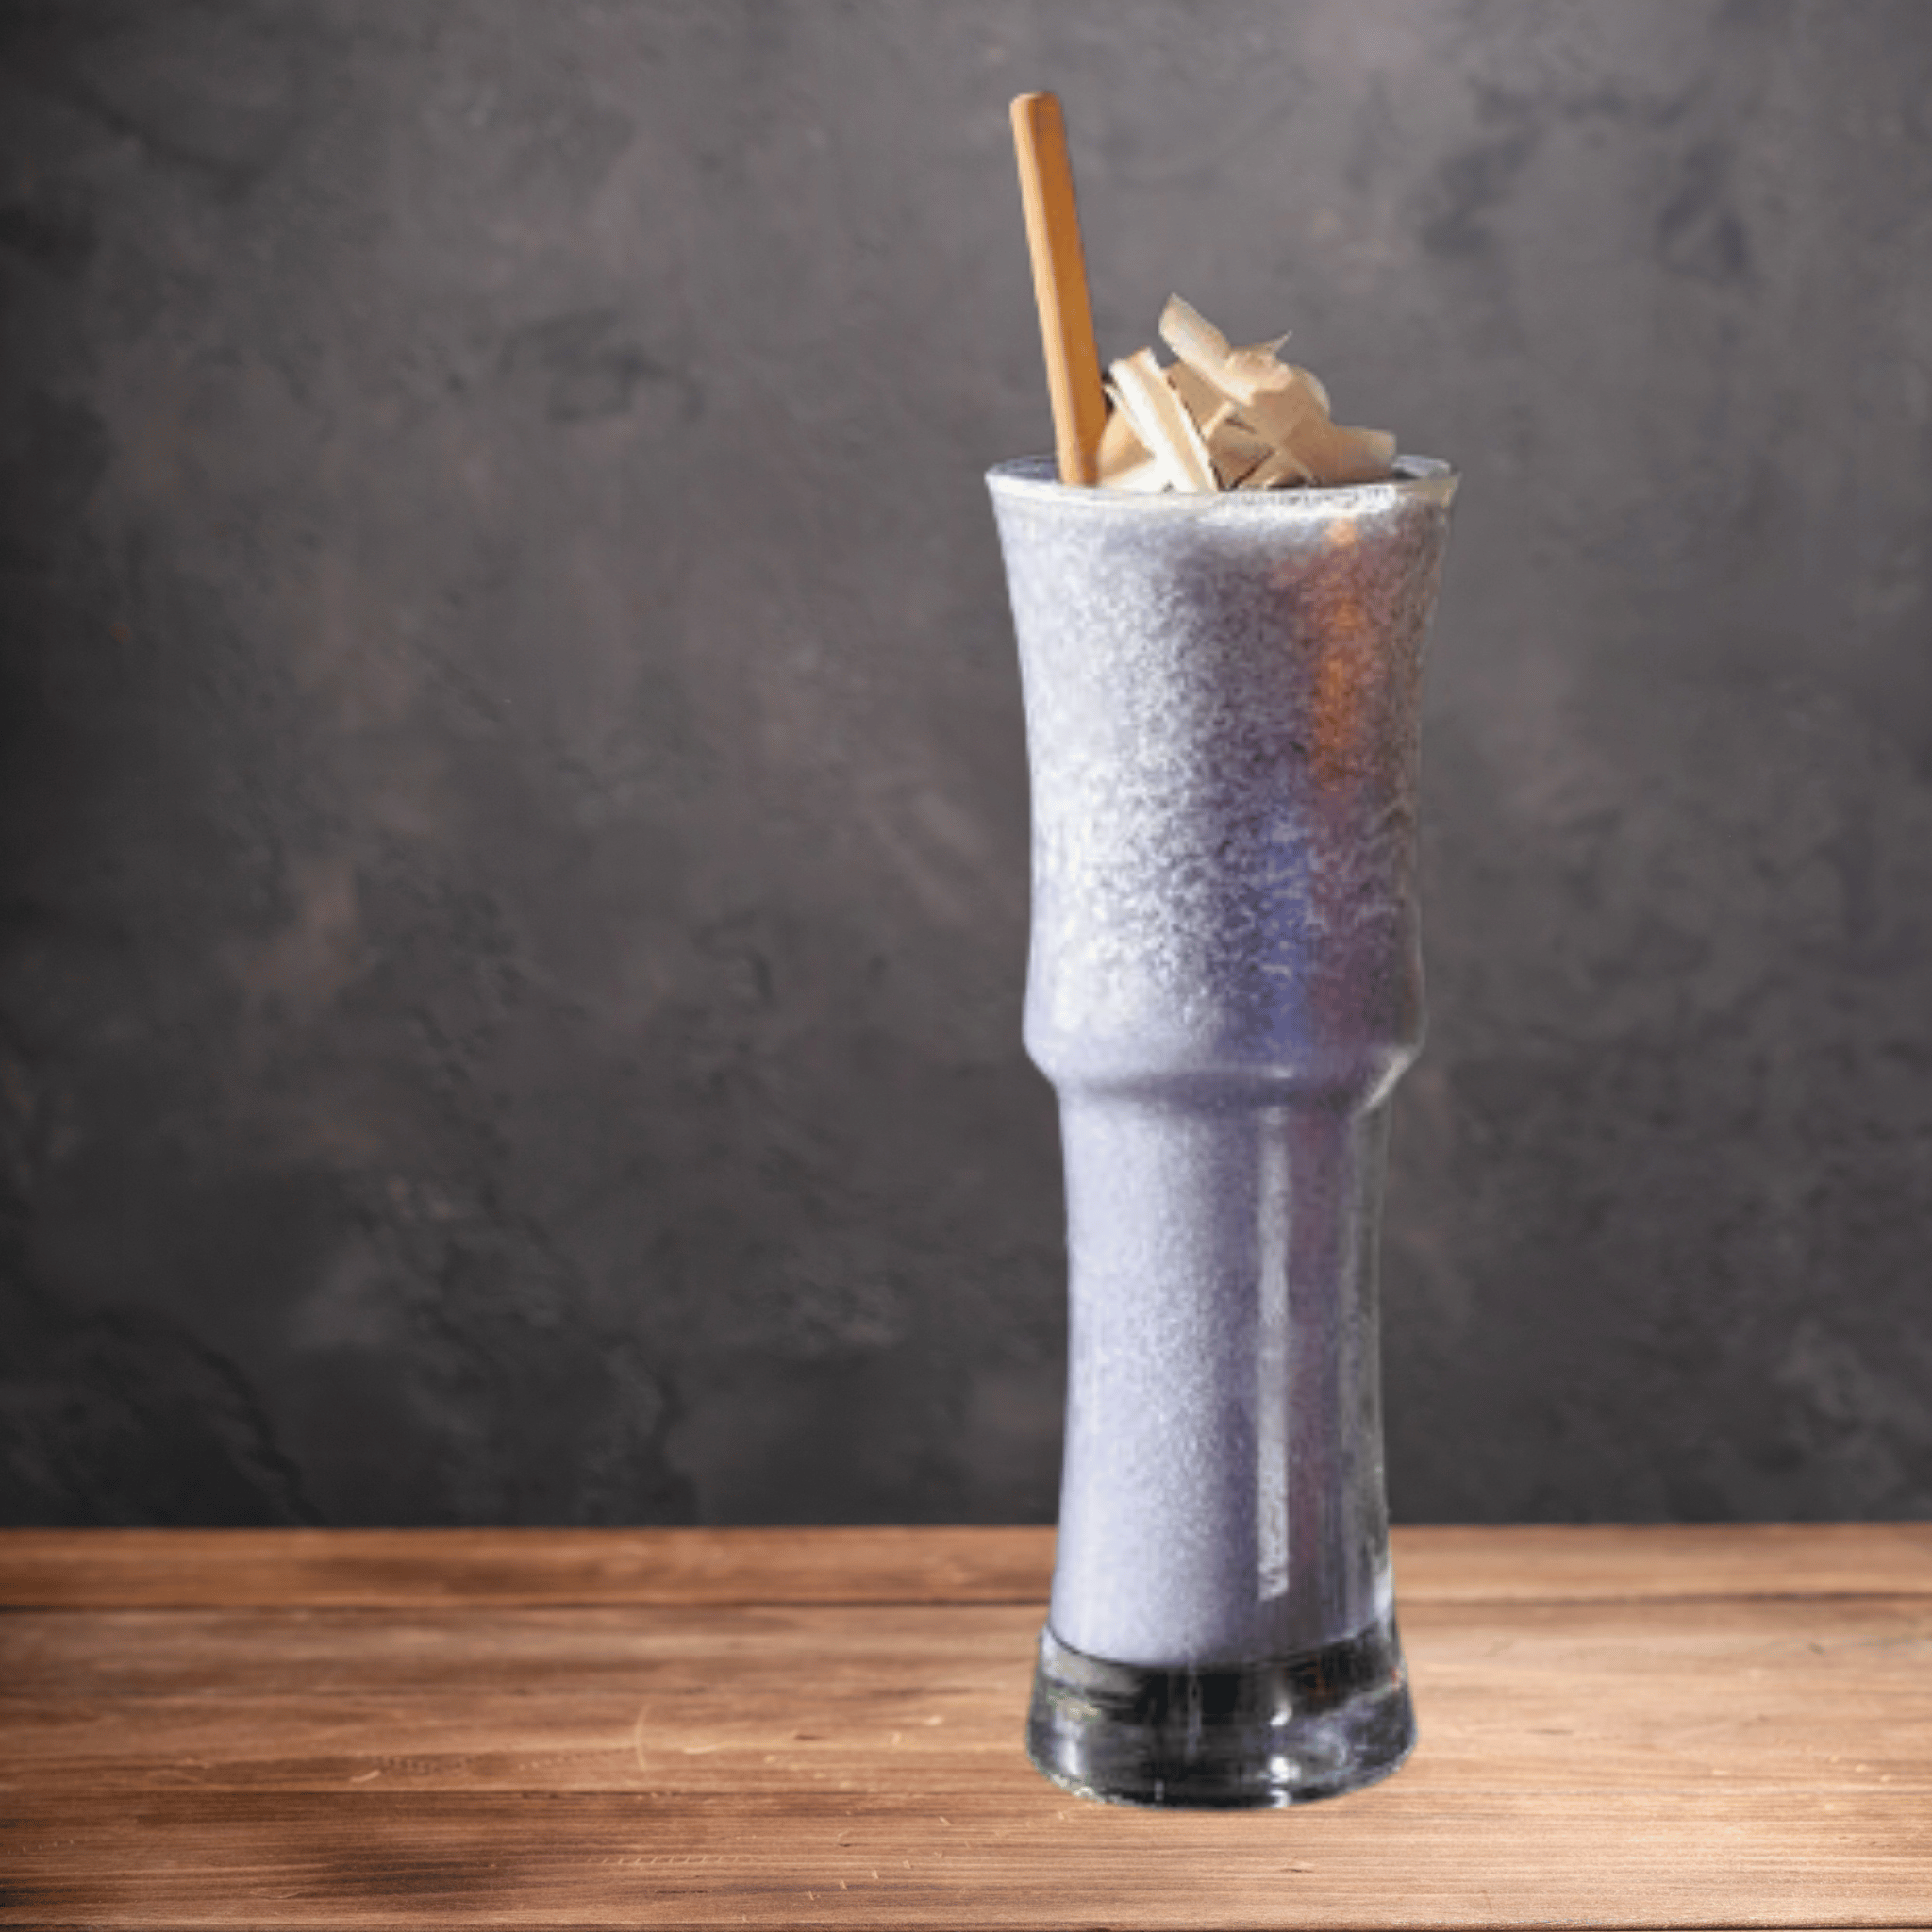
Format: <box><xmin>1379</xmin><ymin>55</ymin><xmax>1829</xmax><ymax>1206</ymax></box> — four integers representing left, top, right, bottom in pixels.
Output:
<box><xmin>1098</xmin><ymin>296</ymin><xmax>1396</xmax><ymax>493</ymax></box>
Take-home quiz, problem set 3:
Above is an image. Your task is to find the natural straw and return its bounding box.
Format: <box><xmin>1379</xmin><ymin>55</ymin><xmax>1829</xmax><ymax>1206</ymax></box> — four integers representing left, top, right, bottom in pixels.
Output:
<box><xmin>1009</xmin><ymin>92</ymin><xmax>1108</xmax><ymax>486</ymax></box>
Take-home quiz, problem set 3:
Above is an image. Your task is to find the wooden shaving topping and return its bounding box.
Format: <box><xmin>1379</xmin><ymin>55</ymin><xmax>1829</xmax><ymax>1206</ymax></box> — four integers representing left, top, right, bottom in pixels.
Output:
<box><xmin>1097</xmin><ymin>295</ymin><xmax>1395</xmax><ymax>492</ymax></box>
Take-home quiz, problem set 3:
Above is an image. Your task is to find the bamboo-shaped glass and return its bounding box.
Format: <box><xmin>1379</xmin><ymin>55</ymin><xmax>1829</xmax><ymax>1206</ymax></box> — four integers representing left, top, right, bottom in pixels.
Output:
<box><xmin>989</xmin><ymin>455</ymin><xmax>1457</xmax><ymax>1807</ymax></box>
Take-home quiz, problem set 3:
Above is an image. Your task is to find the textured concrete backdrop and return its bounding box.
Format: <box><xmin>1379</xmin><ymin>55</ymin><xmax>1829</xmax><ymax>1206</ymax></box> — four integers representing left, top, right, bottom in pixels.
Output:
<box><xmin>3</xmin><ymin>1</ymin><xmax>1929</xmax><ymax>1527</ymax></box>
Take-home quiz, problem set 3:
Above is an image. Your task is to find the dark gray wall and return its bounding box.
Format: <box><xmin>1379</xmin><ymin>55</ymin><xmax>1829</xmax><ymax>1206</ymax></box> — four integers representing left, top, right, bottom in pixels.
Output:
<box><xmin>3</xmin><ymin>0</ymin><xmax>1929</xmax><ymax>1527</ymax></box>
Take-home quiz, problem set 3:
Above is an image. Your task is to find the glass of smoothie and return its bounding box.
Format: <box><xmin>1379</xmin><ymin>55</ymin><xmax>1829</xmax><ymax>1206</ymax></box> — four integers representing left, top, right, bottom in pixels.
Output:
<box><xmin>988</xmin><ymin>451</ymin><xmax>1457</xmax><ymax>1805</ymax></box>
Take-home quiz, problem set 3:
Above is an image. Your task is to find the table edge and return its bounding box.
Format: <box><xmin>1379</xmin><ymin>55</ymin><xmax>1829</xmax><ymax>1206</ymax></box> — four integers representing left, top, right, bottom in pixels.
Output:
<box><xmin>2</xmin><ymin>1522</ymin><xmax>1929</xmax><ymax>1609</ymax></box>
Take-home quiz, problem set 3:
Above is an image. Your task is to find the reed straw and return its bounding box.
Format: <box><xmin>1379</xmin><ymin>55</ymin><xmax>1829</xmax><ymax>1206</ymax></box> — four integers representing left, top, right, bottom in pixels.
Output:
<box><xmin>1009</xmin><ymin>92</ymin><xmax>1108</xmax><ymax>486</ymax></box>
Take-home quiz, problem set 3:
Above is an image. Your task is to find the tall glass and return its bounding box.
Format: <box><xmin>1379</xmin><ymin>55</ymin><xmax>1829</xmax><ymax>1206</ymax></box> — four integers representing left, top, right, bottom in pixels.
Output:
<box><xmin>988</xmin><ymin>455</ymin><xmax>1457</xmax><ymax>1807</ymax></box>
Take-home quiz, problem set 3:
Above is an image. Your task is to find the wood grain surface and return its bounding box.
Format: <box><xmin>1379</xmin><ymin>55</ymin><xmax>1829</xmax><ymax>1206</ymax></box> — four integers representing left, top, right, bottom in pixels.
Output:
<box><xmin>8</xmin><ymin>1522</ymin><xmax>1929</xmax><ymax>1608</ymax></box>
<box><xmin>0</xmin><ymin>1525</ymin><xmax>1058</xmax><ymax>1609</ymax></box>
<box><xmin>3</xmin><ymin>1526</ymin><xmax>1929</xmax><ymax>1928</ymax></box>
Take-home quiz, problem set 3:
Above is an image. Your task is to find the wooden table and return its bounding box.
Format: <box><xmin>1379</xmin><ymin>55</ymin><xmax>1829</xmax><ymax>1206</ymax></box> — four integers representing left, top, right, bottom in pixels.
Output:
<box><xmin>3</xmin><ymin>1524</ymin><xmax>1929</xmax><ymax>1927</ymax></box>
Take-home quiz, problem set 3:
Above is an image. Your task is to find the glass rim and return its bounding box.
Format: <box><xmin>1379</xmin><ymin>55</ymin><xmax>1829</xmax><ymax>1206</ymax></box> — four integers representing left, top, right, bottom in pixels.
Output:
<box><xmin>987</xmin><ymin>453</ymin><xmax>1457</xmax><ymax>513</ymax></box>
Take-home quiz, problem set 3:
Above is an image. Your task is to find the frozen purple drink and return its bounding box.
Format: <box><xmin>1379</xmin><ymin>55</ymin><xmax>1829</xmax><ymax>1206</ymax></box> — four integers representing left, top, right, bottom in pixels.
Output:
<box><xmin>990</xmin><ymin>453</ymin><xmax>1457</xmax><ymax>1805</ymax></box>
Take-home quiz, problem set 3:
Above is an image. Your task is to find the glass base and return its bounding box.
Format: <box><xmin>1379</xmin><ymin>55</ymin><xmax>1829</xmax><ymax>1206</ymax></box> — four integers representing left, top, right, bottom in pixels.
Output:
<box><xmin>1024</xmin><ymin>1619</ymin><xmax>1415</xmax><ymax>1808</ymax></box>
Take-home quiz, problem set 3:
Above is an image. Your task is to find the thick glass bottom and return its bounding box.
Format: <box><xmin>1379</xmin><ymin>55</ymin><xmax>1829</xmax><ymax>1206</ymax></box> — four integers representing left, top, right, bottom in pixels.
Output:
<box><xmin>1024</xmin><ymin>1618</ymin><xmax>1415</xmax><ymax>1808</ymax></box>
